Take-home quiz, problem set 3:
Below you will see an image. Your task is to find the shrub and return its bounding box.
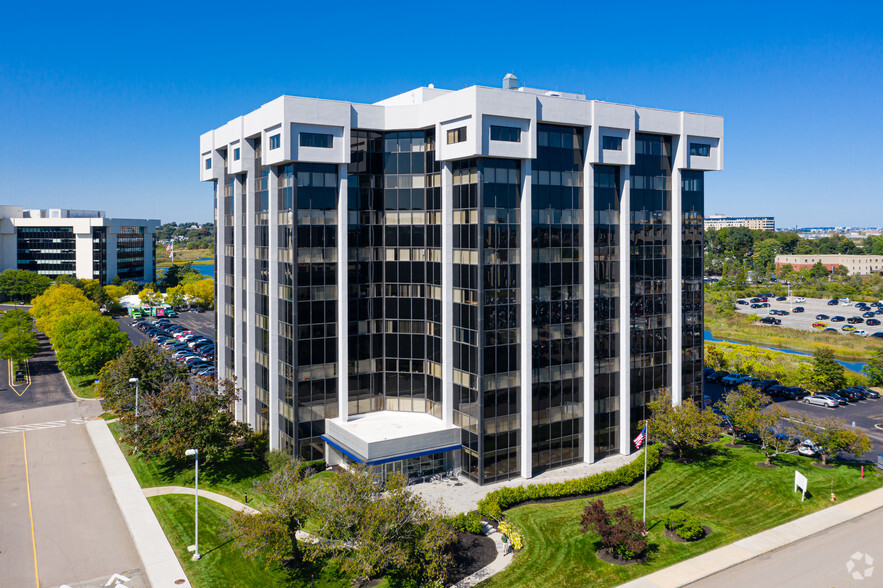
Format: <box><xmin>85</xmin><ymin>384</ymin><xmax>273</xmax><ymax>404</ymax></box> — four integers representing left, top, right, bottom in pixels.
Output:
<box><xmin>243</xmin><ymin>431</ymin><xmax>269</xmax><ymax>459</ymax></box>
<box><xmin>477</xmin><ymin>444</ymin><xmax>661</xmax><ymax>520</ymax></box>
<box><xmin>580</xmin><ymin>499</ymin><xmax>646</xmax><ymax>560</ymax></box>
<box><xmin>265</xmin><ymin>449</ymin><xmax>293</xmax><ymax>471</ymax></box>
<box><xmin>445</xmin><ymin>510</ymin><xmax>484</xmax><ymax>534</ymax></box>
<box><xmin>498</xmin><ymin>520</ymin><xmax>524</xmax><ymax>550</ymax></box>
<box><xmin>676</xmin><ymin>518</ymin><xmax>705</xmax><ymax>541</ymax></box>
<box><xmin>304</xmin><ymin>459</ymin><xmax>327</xmax><ymax>472</ymax></box>
<box><xmin>662</xmin><ymin>510</ymin><xmax>704</xmax><ymax>541</ymax></box>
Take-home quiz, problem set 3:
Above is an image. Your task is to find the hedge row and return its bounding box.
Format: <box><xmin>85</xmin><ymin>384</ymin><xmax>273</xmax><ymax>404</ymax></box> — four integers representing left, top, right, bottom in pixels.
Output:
<box><xmin>477</xmin><ymin>444</ymin><xmax>661</xmax><ymax>520</ymax></box>
<box><xmin>444</xmin><ymin>510</ymin><xmax>483</xmax><ymax>534</ymax></box>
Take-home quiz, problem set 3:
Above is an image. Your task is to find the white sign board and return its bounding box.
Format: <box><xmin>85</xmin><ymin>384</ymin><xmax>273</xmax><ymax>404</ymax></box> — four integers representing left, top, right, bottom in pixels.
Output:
<box><xmin>794</xmin><ymin>470</ymin><xmax>808</xmax><ymax>501</ymax></box>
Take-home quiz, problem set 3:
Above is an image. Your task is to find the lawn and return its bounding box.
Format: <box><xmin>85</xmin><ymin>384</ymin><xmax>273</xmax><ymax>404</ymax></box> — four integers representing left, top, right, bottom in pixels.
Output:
<box><xmin>148</xmin><ymin>495</ymin><xmax>351</xmax><ymax>588</ymax></box>
<box><xmin>108</xmin><ymin>422</ymin><xmax>273</xmax><ymax>507</ymax></box>
<box><xmin>65</xmin><ymin>371</ymin><xmax>100</xmax><ymax>398</ymax></box>
<box><xmin>156</xmin><ymin>247</ymin><xmax>214</xmax><ymax>267</ymax></box>
<box><xmin>480</xmin><ymin>442</ymin><xmax>882</xmax><ymax>588</ymax></box>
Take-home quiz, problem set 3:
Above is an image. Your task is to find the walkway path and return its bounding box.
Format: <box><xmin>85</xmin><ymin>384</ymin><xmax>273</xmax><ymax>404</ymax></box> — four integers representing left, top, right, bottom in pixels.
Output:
<box><xmin>86</xmin><ymin>418</ymin><xmax>192</xmax><ymax>588</ymax></box>
<box><xmin>143</xmin><ymin>486</ymin><xmax>260</xmax><ymax>515</ymax></box>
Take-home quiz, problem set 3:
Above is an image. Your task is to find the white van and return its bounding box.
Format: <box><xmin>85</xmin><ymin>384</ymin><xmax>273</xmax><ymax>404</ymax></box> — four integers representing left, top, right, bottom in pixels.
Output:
<box><xmin>794</xmin><ymin>297</ymin><xmax>806</xmax><ymax>303</ymax></box>
<box><xmin>840</xmin><ymin>298</ymin><xmax>851</xmax><ymax>306</ymax></box>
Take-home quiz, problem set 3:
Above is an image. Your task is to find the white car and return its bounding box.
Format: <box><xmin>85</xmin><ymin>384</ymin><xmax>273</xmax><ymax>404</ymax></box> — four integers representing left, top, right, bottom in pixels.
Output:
<box><xmin>803</xmin><ymin>394</ymin><xmax>837</xmax><ymax>408</ymax></box>
<box><xmin>851</xmin><ymin>330</ymin><xmax>869</xmax><ymax>337</ymax></box>
<box><xmin>794</xmin><ymin>297</ymin><xmax>806</xmax><ymax>303</ymax></box>
<box><xmin>721</xmin><ymin>373</ymin><xmax>749</xmax><ymax>386</ymax></box>
<box><xmin>797</xmin><ymin>440</ymin><xmax>821</xmax><ymax>457</ymax></box>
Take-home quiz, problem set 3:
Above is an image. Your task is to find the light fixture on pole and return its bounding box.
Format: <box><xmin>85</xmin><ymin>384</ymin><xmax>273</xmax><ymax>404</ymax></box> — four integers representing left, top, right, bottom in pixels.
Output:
<box><xmin>128</xmin><ymin>377</ymin><xmax>140</xmax><ymax>430</ymax></box>
<box><xmin>185</xmin><ymin>448</ymin><xmax>201</xmax><ymax>560</ymax></box>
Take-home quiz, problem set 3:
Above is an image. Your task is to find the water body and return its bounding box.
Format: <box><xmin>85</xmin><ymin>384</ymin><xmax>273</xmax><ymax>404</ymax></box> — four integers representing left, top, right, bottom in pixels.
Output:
<box><xmin>157</xmin><ymin>258</ymin><xmax>215</xmax><ymax>278</ymax></box>
<box><xmin>704</xmin><ymin>330</ymin><xmax>867</xmax><ymax>373</ymax></box>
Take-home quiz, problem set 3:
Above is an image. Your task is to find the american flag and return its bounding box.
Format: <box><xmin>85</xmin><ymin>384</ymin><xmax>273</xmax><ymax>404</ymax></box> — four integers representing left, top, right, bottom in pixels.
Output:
<box><xmin>633</xmin><ymin>426</ymin><xmax>646</xmax><ymax>449</ymax></box>
<box><xmin>166</xmin><ymin>242</ymin><xmax>173</xmax><ymax>252</ymax></box>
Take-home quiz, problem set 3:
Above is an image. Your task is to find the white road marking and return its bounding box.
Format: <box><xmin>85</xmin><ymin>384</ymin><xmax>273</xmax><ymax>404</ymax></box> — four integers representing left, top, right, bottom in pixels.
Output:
<box><xmin>0</xmin><ymin>418</ymin><xmax>90</xmax><ymax>435</ymax></box>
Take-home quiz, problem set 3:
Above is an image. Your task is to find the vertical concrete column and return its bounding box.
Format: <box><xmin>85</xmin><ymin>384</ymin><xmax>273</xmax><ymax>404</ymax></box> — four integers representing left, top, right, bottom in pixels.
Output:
<box><xmin>105</xmin><ymin>230</ymin><xmax>119</xmax><ymax>283</ymax></box>
<box><xmin>441</xmin><ymin>161</ymin><xmax>454</xmax><ymax>427</ymax></box>
<box><xmin>245</xmin><ymin>173</ymin><xmax>257</xmax><ymax>430</ymax></box>
<box><xmin>215</xmin><ymin>180</ymin><xmax>229</xmax><ymax>419</ymax></box>
<box><xmin>268</xmin><ymin>168</ymin><xmax>280</xmax><ymax>449</ymax></box>
<box><xmin>74</xmin><ymin>227</ymin><xmax>93</xmax><ymax>279</ymax></box>
<box><xmin>232</xmin><ymin>176</ymin><xmax>246</xmax><ymax>423</ymax></box>
<box><xmin>337</xmin><ymin>164</ymin><xmax>349</xmax><ymax>423</ymax></box>
<box><xmin>671</xmin><ymin>162</ymin><xmax>683</xmax><ymax>406</ymax></box>
<box><xmin>618</xmin><ymin>167</ymin><xmax>631</xmax><ymax>455</ymax></box>
<box><xmin>519</xmin><ymin>159</ymin><xmax>533</xmax><ymax>479</ymax></box>
<box><xmin>583</xmin><ymin>150</ymin><xmax>595</xmax><ymax>464</ymax></box>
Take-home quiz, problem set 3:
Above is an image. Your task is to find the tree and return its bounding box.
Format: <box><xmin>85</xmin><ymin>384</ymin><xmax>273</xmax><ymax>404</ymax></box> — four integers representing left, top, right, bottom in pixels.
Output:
<box><xmin>121</xmin><ymin>280</ymin><xmax>140</xmax><ymax>295</ymax></box>
<box><xmin>164</xmin><ymin>285</ymin><xmax>186</xmax><ymax>307</ymax></box>
<box><xmin>716</xmin><ymin>384</ymin><xmax>770</xmax><ymax>445</ymax></box>
<box><xmin>833</xmin><ymin>264</ymin><xmax>849</xmax><ymax>277</ymax></box>
<box><xmin>95</xmin><ymin>343</ymin><xmax>190</xmax><ymax>412</ymax></box>
<box><xmin>752</xmin><ymin>238</ymin><xmax>782</xmax><ymax>273</ymax></box>
<box><xmin>0</xmin><ymin>329</ymin><xmax>40</xmax><ymax>363</ymax></box>
<box><xmin>137</xmin><ymin>288</ymin><xmax>162</xmax><ymax>307</ymax></box>
<box><xmin>810</xmin><ymin>347</ymin><xmax>846</xmax><ymax>392</ymax></box>
<box><xmin>862</xmin><ymin>347</ymin><xmax>883</xmax><ymax>387</ymax></box>
<box><xmin>579</xmin><ymin>499</ymin><xmax>647</xmax><ymax>560</ymax></box>
<box><xmin>80</xmin><ymin>279</ymin><xmax>110</xmax><ymax>305</ymax></box>
<box><xmin>160</xmin><ymin>263</ymin><xmax>197</xmax><ymax>289</ymax></box>
<box><xmin>123</xmin><ymin>378</ymin><xmax>249</xmax><ymax>464</ymax></box>
<box><xmin>54</xmin><ymin>312</ymin><xmax>129</xmax><ymax>375</ymax></box>
<box><xmin>104</xmin><ymin>284</ymin><xmax>128</xmax><ymax>303</ymax></box>
<box><xmin>183</xmin><ymin>278</ymin><xmax>215</xmax><ymax>309</ymax></box>
<box><xmin>704</xmin><ymin>343</ymin><xmax>727</xmax><ymax>371</ymax></box>
<box><xmin>0</xmin><ymin>269</ymin><xmax>52</xmax><ymax>301</ymax></box>
<box><xmin>809</xmin><ymin>261</ymin><xmax>830</xmax><ymax>279</ymax></box>
<box><xmin>645</xmin><ymin>390</ymin><xmax>720</xmax><ymax>459</ymax></box>
<box><xmin>228</xmin><ymin>459</ymin><xmax>317</xmax><ymax>569</ymax></box>
<box><xmin>310</xmin><ymin>466</ymin><xmax>454</xmax><ymax>584</ymax></box>
<box><xmin>29</xmin><ymin>284</ymin><xmax>98</xmax><ymax>336</ymax></box>
<box><xmin>755</xmin><ymin>404</ymin><xmax>791</xmax><ymax>466</ymax></box>
<box><xmin>794</xmin><ymin>416</ymin><xmax>871</xmax><ymax>465</ymax></box>
<box><xmin>0</xmin><ymin>308</ymin><xmax>34</xmax><ymax>335</ymax></box>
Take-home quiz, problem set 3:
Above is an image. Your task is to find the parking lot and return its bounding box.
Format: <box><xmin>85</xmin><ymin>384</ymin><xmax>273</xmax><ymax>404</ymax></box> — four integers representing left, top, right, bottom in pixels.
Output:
<box><xmin>114</xmin><ymin>309</ymin><xmax>216</xmax><ymax>347</ymax></box>
<box><xmin>704</xmin><ymin>378</ymin><xmax>883</xmax><ymax>460</ymax></box>
<box><xmin>735</xmin><ymin>295</ymin><xmax>883</xmax><ymax>337</ymax></box>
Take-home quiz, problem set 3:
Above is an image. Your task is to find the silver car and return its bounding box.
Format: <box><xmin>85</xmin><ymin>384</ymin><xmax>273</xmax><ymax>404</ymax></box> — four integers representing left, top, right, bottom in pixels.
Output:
<box><xmin>803</xmin><ymin>394</ymin><xmax>837</xmax><ymax>408</ymax></box>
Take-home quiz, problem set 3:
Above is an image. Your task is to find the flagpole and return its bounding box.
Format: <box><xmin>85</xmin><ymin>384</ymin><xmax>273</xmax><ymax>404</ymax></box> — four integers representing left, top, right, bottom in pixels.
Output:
<box><xmin>642</xmin><ymin>427</ymin><xmax>648</xmax><ymax>524</ymax></box>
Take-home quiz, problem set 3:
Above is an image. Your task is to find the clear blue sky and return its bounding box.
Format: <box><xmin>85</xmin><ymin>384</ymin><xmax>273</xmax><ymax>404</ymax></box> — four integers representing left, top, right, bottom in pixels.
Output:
<box><xmin>1</xmin><ymin>1</ymin><xmax>880</xmax><ymax>227</ymax></box>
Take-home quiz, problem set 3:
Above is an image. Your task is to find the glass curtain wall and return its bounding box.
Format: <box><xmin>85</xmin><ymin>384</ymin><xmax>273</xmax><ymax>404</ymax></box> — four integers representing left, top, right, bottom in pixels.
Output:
<box><xmin>92</xmin><ymin>227</ymin><xmax>107</xmax><ymax>283</ymax></box>
<box><xmin>223</xmin><ymin>174</ymin><xmax>235</xmax><ymax>382</ymax></box>
<box><xmin>116</xmin><ymin>227</ymin><xmax>145</xmax><ymax>280</ymax></box>
<box><xmin>481</xmin><ymin>158</ymin><xmax>521</xmax><ymax>483</ymax></box>
<box><xmin>277</xmin><ymin>164</ymin><xmax>296</xmax><ymax>452</ymax></box>
<box><xmin>531</xmin><ymin>125</ymin><xmax>584</xmax><ymax>473</ymax></box>
<box><xmin>594</xmin><ymin>165</ymin><xmax>621</xmax><ymax>456</ymax></box>
<box><xmin>254</xmin><ymin>167</ymin><xmax>270</xmax><ymax>433</ymax></box>
<box><xmin>681</xmin><ymin>171</ymin><xmax>704</xmax><ymax>404</ymax></box>
<box><xmin>451</xmin><ymin>158</ymin><xmax>480</xmax><ymax>482</ymax></box>
<box><xmin>629</xmin><ymin>134</ymin><xmax>673</xmax><ymax>430</ymax></box>
<box><xmin>16</xmin><ymin>227</ymin><xmax>76</xmax><ymax>277</ymax></box>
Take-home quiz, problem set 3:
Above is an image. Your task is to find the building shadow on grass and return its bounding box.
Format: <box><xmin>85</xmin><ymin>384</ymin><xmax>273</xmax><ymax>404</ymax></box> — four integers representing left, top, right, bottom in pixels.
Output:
<box><xmin>156</xmin><ymin>447</ymin><xmax>269</xmax><ymax>485</ymax></box>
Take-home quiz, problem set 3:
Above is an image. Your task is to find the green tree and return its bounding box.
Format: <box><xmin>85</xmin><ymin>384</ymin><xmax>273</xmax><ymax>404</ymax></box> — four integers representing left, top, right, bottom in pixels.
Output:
<box><xmin>0</xmin><ymin>308</ymin><xmax>34</xmax><ymax>335</ymax></box>
<box><xmin>54</xmin><ymin>313</ymin><xmax>129</xmax><ymax>375</ymax></box>
<box><xmin>123</xmin><ymin>378</ymin><xmax>248</xmax><ymax>464</ymax></box>
<box><xmin>95</xmin><ymin>343</ymin><xmax>190</xmax><ymax>412</ymax></box>
<box><xmin>29</xmin><ymin>284</ymin><xmax>98</xmax><ymax>336</ymax></box>
<box><xmin>794</xmin><ymin>416</ymin><xmax>871</xmax><ymax>465</ymax></box>
<box><xmin>0</xmin><ymin>269</ymin><xmax>52</xmax><ymax>301</ymax></box>
<box><xmin>809</xmin><ymin>261</ymin><xmax>830</xmax><ymax>279</ymax></box>
<box><xmin>580</xmin><ymin>499</ymin><xmax>647</xmax><ymax>560</ymax></box>
<box><xmin>0</xmin><ymin>329</ymin><xmax>40</xmax><ymax>363</ymax></box>
<box><xmin>833</xmin><ymin>264</ymin><xmax>849</xmax><ymax>277</ymax></box>
<box><xmin>752</xmin><ymin>238</ymin><xmax>782</xmax><ymax>273</ymax></box>
<box><xmin>137</xmin><ymin>288</ymin><xmax>162</xmax><ymax>307</ymax></box>
<box><xmin>121</xmin><ymin>280</ymin><xmax>140</xmax><ymax>295</ymax></box>
<box><xmin>311</xmin><ymin>466</ymin><xmax>455</xmax><ymax>584</ymax></box>
<box><xmin>862</xmin><ymin>347</ymin><xmax>883</xmax><ymax>387</ymax></box>
<box><xmin>716</xmin><ymin>384</ymin><xmax>771</xmax><ymax>445</ymax></box>
<box><xmin>704</xmin><ymin>343</ymin><xmax>727</xmax><ymax>371</ymax></box>
<box><xmin>725</xmin><ymin>226</ymin><xmax>754</xmax><ymax>260</ymax></box>
<box><xmin>80</xmin><ymin>279</ymin><xmax>110</xmax><ymax>305</ymax></box>
<box><xmin>810</xmin><ymin>347</ymin><xmax>846</xmax><ymax>392</ymax></box>
<box><xmin>645</xmin><ymin>390</ymin><xmax>720</xmax><ymax>459</ymax></box>
<box><xmin>227</xmin><ymin>459</ymin><xmax>317</xmax><ymax>569</ymax></box>
<box><xmin>755</xmin><ymin>404</ymin><xmax>791</xmax><ymax>466</ymax></box>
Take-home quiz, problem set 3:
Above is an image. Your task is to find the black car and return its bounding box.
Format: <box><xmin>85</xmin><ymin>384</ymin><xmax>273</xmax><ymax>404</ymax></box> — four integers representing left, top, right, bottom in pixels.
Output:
<box><xmin>828</xmin><ymin>299</ymin><xmax>839</xmax><ymax>306</ymax></box>
<box><xmin>792</xmin><ymin>306</ymin><xmax>805</xmax><ymax>313</ymax></box>
<box><xmin>873</xmin><ymin>333</ymin><xmax>883</xmax><ymax>338</ymax></box>
<box><xmin>836</xmin><ymin>388</ymin><xmax>862</xmax><ymax>402</ymax></box>
<box><xmin>781</xmin><ymin>386</ymin><xmax>809</xmax><ymax>400</ymax></box>
<box><xmin>776</xmin><ymin>296</ymin><xmax>787</xmax><ymax>301</ymax></box>
<box><xmin>816</xmin><ymin>314</ymin><xmax>830</xmax><ymax>320</ymax></box>
<box><xmin>760</xmin><ymin>316</ymin><xmax>781</xmax><ymax>325</ymax></box>
<box><xmin>756</xmin><ymin>379</ymin><xmax>780</xmax><ymax>392</ymax></box>
<box><xmin>851</xmin><ymin>386</ymin><xmax>880</xmax><ymax>399</ymax></box>
<box><xmin>863</xmin><ymin>311</ymin><xmax>876</xmax><ymax>318</ymax></box>
<box><xmin>848</xmin><ymin>316</ymin><xmax>864</xmax><ymax>324</ymax></box>
<box><xmin>831</xmin><ymin>316</ymin><xmax>845</xmax><ymax>322</ymax></box>
<box><xmin>740</xmin><ymin>432</ymin><xmax>761</xmax><ymax>444</ymax></box>
<box><xmin>767</xmin><ymin>384</ymin><xmax>788</xmax><ymax>397</ymax></box>
<box><xmin>824</xmin><ymin>391</ymin><xmax>849</xmax><ymax>405</ymax></box>
<box><xmin>750</xmin><ymin>303</ymin><xmax>762</xmax><ymax>309</ymax></box>
<box><xmin>737</xmin><ymin>299</ymin><xmax>748</xmax><ymax>305</ymax></box>
<box><xmin>872</xmin><ymin>302</ymin><xmax>882</xmax><ymax>308</ymax></box>
<box><xmin>750</xmin><ymin>298</ymin><xmax>761</xmax><ymax>303</ymax></box>
<box><xmin>867</xmin><ymin>319</ymin><xmax>881</xmax><ymax>326</ymax></box>
<box><xmin>706</xmin><ymin>370</ymin><xmax>730</xmax><ymax>383</ymax></box>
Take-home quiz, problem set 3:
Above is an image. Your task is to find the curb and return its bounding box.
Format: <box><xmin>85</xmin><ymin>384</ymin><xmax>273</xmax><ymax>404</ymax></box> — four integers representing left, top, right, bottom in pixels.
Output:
<box><xmin>618</xmin><ymin>487</ymin><xmax>883</xmax><ymax>587</ymax></box>
<box><xmin>86</xmin><ymin>419</ymin><xmax>191</xmax><ymax>588</ymax></box>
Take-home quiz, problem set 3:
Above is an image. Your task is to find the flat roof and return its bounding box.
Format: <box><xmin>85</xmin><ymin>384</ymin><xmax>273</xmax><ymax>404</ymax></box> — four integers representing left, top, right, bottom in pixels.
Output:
<box><xmin>334</xmin><ymin>410</ymin><xmax>456</xmax><ymax>443</ymax></box>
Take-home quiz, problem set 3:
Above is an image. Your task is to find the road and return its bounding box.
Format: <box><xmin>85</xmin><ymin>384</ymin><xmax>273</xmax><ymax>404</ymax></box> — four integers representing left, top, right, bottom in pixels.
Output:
<box><xmin>689</xmin><ymin>506</ymin><xmax>883</xmax><ymax>587</ymax></box>
<box><xmin>0</xmin><ymin>334</ymin><xmax>146</xmax><ymax>587</ymax></box>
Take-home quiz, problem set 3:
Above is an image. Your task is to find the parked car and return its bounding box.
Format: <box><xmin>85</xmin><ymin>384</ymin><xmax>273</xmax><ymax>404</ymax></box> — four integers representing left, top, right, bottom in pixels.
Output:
<box><xmin>795</xmin><ymin>297</ymin><xmax>806</xmax><ymax>303</ymax></box>
<box><xmin>868</xmin><ymin>319</ymin><xmax>882</xmax><ymax>326</ymax></box>
<box><xmin>816</xmin><ymin>314</ymin><xmax>830</xmax><ymax>320</ymax></box>
<box><xmin>803</xmin><ymin>394</ymin><xmax>838</xmax><ymax>408</ymax></box>
<box><xmin>767</xmin><ymin>384</ymin><xmax>788</xmax><ymax>397</ymax></box>
<box><xmin>750</xmin><ymin>298</ymin><xmax>761</xmax><ymax>303</ymax></box>
<box><xmin>848</xmin><ymin>317</ymin><xmax>864</xmax><ymax>324</ymax></box>
<box><xmin>776</xmin><ymin>296</ymin><xmax>787</xmax><ymax>301</ymax></box>
<box><xmin>706</xmin><ymin>370</ymin><xmax>729</xmax><ymax>383</ymax></box>
<box><xmin>760</xmin><ymin>316</ymin><xmax>781</xmax><ymax>325</ymax></box>
<box><xmin>852</xmin><ymin>330</ymin><xmax>869</xmax><ymax>337</ymax></box>
<box><xmin>781</xmin><ymin>386</ymin><xmax>809</xmax><ymax>400</ymax></box>
<box><xmin>836</xmin><ymin>388</ymin><xmax>862</xmax><ymax>402</ymax></box>
<box><xmin>824</xmin><ymin>391</ymin><xmax>849</xmax><ymax>405</ymax></box>
<box><xmin>721</xmin><ymin>373</ymin><xmax>749</xmax><ymax>386</ymax></box>
<box><xmin>792</xmin><ymin>306</ymin><xmax>804</xmax><ymax>313</ymax></box>
<box><xmin>873</xmin><ymin>333</ymin><xmax>883</xmax><ymax>338</ymax></box>
<box><xmin>737</xmin><ymin>299</ymin><xmax>748</xmax><ymax>305</ymax></box>
<box><xmin>797</xmin><ymin>440</ymin><xmax>821</xmax><ymax>457</ymax></box>
<box><xmin>824</xmin><ymin>328</ymin><xmax>839</xmax><ymax>333</ymax></box>
<box><xmin>842</xmin><ymin>325</ymin><xmax>856</xmax><ymax>332</ymax></box>
<box><xmin>831</xmin><ymin>316</ymin><xmax>845</xmax><ymax>322</ymax></box>
<box><xmin>754</xmin><ymin>379</ymin><xmax>780</xmax><ymax>392</ymax></box>
<box><xmin>740</xmin><ymin>432</ymin><xmax>761</xmax><ymax>444</ymax></box>
<box><xmin>848</xmin><ymin>386</ymin><xmax>880</xmax><ymax>399</ymax></box>
<box><xmin>812</xmin><ymin>322</ymin><xmax>828</xmax><ymax>329</ymax></box>
<box><xmin>760</xmin><ymin>302</ymin><xmax>770</xmax><ymax>308</ymax></box>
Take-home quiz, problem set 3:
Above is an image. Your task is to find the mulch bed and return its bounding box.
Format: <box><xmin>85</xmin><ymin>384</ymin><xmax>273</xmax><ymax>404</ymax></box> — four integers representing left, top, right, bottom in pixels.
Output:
<box><xmin>595</xmin><ymin>547</ymin><xmax>644</xmax><ymax>566</ymax></box>
<box><xmin>664</xmin><ymin>526</ymin><xmax>712</xmax><ymax>543</ymax></box>
<box><xmin>444</xmin><ymin>532</ymin><xmax>497</xmax><ymax>586</ymax></box>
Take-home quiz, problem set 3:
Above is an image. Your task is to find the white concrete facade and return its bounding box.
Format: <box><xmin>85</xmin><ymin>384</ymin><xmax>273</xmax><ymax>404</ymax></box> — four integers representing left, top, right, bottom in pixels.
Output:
<box><xmin>0</xmin><ymin>206</ymin><xmax>159</xmax><ymax>284</ymax></box>
<box><xmin>201</xmin><ymin>76</ymin><xmax>723</xmax><ymax>483</ymax></box>
<box><xmin>705</xmin><ymin>215</ymin><xmax>774</xmax><ymax>231</ymax></box>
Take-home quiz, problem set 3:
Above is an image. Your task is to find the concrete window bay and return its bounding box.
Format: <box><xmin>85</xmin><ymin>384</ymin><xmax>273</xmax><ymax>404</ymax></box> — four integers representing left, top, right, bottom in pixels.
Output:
<box><xmin>200</xmin><ymin>73</ymin><xmax>723</xmax><ymax>486</ymax></box>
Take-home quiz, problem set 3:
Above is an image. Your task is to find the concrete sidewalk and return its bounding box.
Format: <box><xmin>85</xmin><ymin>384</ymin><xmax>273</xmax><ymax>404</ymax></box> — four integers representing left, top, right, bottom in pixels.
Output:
<box><xmin>87</xmin><ymin>419</ymin><xmax>191</xmax><ymax>588</ymax></box>
<box><xmin>619</xmin><ymin>487</ymin><xmax>883</xmax><ymax>588</ymax></box>
<box><xmin>143</xmin><ymin>486</ymin><xmax>260</xmax><ymax>515</ymax></box>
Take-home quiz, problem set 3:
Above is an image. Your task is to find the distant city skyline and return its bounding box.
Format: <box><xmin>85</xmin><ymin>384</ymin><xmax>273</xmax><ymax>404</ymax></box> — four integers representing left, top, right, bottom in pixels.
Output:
<box><xmin>1</xmin><ymin>2</ymin><xmax>880</xmax><ymax>225</ymax></box>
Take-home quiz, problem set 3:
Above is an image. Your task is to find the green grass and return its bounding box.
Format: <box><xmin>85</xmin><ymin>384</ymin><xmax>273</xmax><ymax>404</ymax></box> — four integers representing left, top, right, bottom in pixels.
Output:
<box><xmin>480</xmin><ymin>442</ymin><xmax>883</xmax><ymax>588</ymax></box>
<box><xmin>64</xmin><ymin>371</ymin><xmax>100</xmax><ymax>398</ymax></box>
<box><xmin>156</xmin><ymin>247</ymin><xmax>214</xmax><ymax>268</ymax></box>
<box><xmin>108</xmin><ymin>422</ymin><xmax>273</xmax><ymax>507</ymax></box>
<box><xmin>148</xmin><ymin>495</ymin><xmax>351</xmax><ymax>588</ymax></box>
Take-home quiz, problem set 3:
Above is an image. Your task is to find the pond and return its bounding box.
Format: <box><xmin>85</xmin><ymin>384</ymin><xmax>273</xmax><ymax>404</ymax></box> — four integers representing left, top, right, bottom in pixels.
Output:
<box><xmin>704</xmin><ymin>330</ymin><xmax>867</xmax><ymax>373</ymax></box>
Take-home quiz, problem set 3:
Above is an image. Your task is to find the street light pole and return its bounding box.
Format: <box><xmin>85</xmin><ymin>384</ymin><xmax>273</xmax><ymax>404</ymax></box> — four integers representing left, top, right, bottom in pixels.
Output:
<box><xmin>185</xmin><ymin>448</ymin><xmax>200</xmax><ymax>560</ymax></box>
<box><xmin>128</xmin><ymin>377</ymin><xmax>140</xmax><ymax>431</ymax></box>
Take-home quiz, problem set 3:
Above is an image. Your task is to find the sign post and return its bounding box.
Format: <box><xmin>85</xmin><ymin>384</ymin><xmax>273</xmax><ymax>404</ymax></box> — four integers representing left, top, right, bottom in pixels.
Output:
<box><xmin>794</xmin><ymin>470</ymin><xmax>808</xmax><ymax>502</ymax></box>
